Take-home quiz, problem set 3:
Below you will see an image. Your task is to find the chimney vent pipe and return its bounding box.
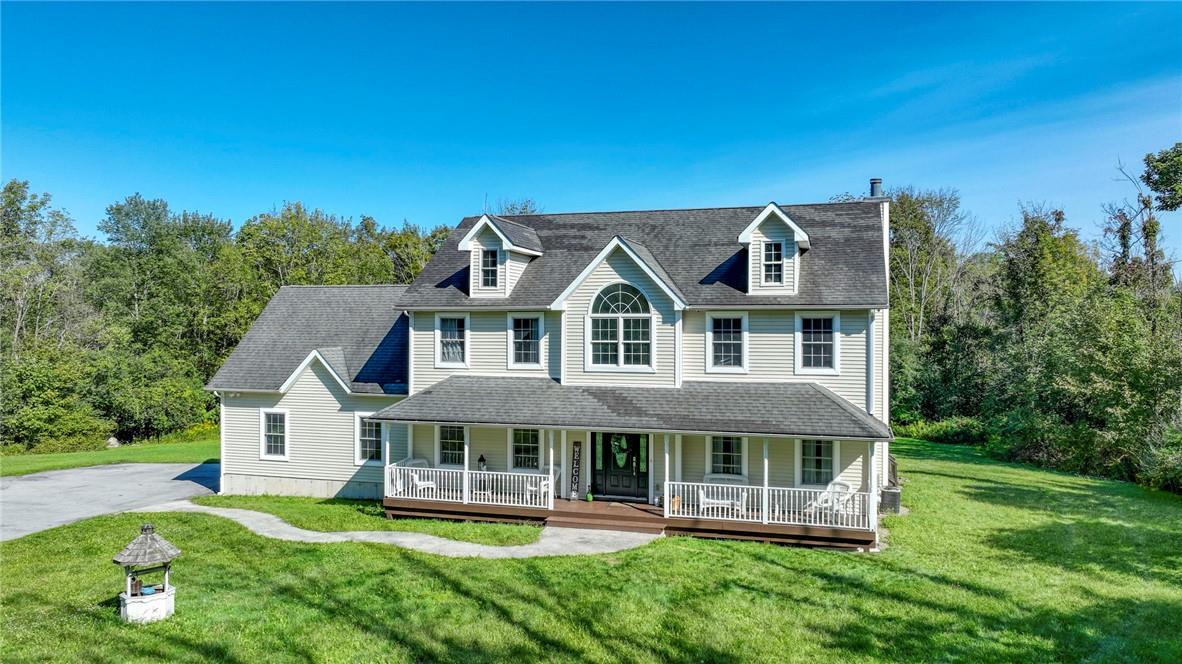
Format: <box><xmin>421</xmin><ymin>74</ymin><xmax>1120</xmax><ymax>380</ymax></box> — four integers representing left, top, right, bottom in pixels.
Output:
<box><xmin>869</xmin><ymin>178</ymin><xmax>883</xmax><ymax>198</ymax></box>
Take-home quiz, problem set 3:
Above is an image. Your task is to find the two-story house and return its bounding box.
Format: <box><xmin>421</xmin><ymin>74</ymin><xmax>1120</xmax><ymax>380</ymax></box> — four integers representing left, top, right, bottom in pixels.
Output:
<box><xmin>208</xmin><ymin>182</ymin><xmax>893</xmax><ymax>548</ymax></box>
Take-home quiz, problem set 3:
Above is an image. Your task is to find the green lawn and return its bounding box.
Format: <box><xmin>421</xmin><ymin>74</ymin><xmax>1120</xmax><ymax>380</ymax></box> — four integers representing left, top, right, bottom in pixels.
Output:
<box><xmin>0</xmin><ymin>437</ymin><xmax>219</xmax><ymax>477</ymax></box>
<box><xmin>193</xmin><ymin>495</ymin><xmax>541</xmax><ymax>547</ymax></box>
<box><xmin>2</xmin><ymin>439</ymin><xmax>1180</xmax><ymax>662</ymax></box>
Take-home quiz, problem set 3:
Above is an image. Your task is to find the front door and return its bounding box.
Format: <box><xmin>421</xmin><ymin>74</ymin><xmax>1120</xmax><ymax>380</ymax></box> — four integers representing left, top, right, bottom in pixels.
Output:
<box><xmin>593</xmin><ymin>432</ymin><xmax>648</xmax><ymax>500</ymax></box>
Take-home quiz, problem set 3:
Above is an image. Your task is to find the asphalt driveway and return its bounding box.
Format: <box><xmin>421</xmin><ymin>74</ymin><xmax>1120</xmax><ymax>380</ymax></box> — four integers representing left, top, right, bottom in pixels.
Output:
<box><xmin>0</xmin><ymin>463</ymin><xmax>219</xmax><ymax>541</ymax></box>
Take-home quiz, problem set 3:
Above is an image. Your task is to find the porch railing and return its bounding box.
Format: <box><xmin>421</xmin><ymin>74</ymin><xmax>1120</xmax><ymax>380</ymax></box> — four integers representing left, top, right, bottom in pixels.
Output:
<box><xmin>664</xmin><ymin>481</ymin><xmax>873</xmax><ymax>531</ymax></box>
<box><xmin>387</xmin><ymin>465</ymin><xmax>551</xmax><ymax>509</ymax></box>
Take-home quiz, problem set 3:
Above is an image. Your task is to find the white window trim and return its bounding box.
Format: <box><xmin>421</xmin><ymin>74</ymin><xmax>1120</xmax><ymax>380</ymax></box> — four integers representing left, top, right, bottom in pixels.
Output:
<box><xmin>794</xmin><ymin>311</ymin><xmax>841</xmax><ymax>376</ymax></box>
<box><xmin>794</xmin><ymin>439</ymin><xmax>840</xmax><ymax>488</ymax></box>
<box><xmin>761</xmin><ymin>240</ymin><xmax>785</xmax><ymax>287</ymax></box>
<box><xmin>506</xmin><ymin>312</ymin><xmax>545</xmax><ymax>370</ymax></box>
<box><xmin>506</xmin><ymin>428</ymin><xmax>543</xmax><ymax>471</ymax></box>
<box><xmin>705</xmin><ymin>435</ymin><xmax>749</xmax><ymax>480</ymax></box>
<box><xmin>434</xmin><ymin>312</ymin><xmax>470</xmax><ymax>369</ymax></box>
<box><xmin>354</xmin><ymin>411</ymin><xmax>384</xmax><ymax>466</ymax></box>
<box><xmin>705</xmin><ymin>311</ymin><xmax>749</xmax><ymax>374</ymax></box>
<box><xmin>434</xmin><ymin>424</ymin><xmax>468</xmax><ymax>469</ymax></box>
<box><xmin>258</xmin><ymin>408</ymin><xmax>290</xmax><ymax>461</ymax></box>
<box><xmin>477</xmin><ymin>248</ymin><xmax>501</xmax><ymax>291</ymax></box>
<box><xmin>584</xmin><ymin>281</ymin><xmax>658</xmax><ymax>374</ymax></box>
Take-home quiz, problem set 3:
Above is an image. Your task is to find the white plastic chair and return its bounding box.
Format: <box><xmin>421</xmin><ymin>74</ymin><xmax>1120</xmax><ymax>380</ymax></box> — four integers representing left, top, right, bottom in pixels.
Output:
<box><xmin>804</xmin><ymin>481</ymin><xmax>854</xmax><ymax>520</ymax></box>
<box><xmin>409</xmin><ymin>471</ymin><xmax>437</xmax><ymax>496</ymax></box>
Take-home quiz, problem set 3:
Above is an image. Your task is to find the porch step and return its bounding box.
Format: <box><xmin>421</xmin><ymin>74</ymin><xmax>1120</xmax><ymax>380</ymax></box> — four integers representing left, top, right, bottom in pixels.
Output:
<box><xmin>544</xmin><ymin>515</ymin><xmax>665</xmax><ymax>534</ymax></box>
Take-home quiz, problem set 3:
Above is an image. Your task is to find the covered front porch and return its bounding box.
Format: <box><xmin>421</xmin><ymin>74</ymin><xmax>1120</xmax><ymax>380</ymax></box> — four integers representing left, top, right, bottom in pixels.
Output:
<box><xmin>373</xmin><ymin>376</ymin><xmax>891</xmax><ymax>546</ymax></box>
<box><xmin>382</xmin><ymin>422</ymin><xmax>884</xmax><ymax>543</ymax></box>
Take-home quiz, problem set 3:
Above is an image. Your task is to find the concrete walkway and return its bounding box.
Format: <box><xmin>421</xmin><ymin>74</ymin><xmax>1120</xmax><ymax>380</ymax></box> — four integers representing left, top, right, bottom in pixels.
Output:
<box><xmin>135</xmin><ymin>499</ymin><xmax>661</xmax><ymax>559</ymax></box>
<box><xmin>0</xmin><ymin>463</ymin><xmax>218</xmax><ymax>541</ymax></box>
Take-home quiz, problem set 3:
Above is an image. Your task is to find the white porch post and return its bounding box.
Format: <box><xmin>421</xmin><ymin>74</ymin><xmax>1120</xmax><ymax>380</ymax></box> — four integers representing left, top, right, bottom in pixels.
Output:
<box><xmin>675</xmin><ymin>434</ymin><xmax>683</xmax><ymax>482</ymax></box>
<box><xmin>663</xmin><ymin>433</ymin><xmax>670</xmax><ymax>518</ymax></box>
<box><xmin>560</xmin><ymin>430</ymin><xmax>568</xmax><ymax>499</ymax></box>
<box><xmin>762</xmin><ymin>438</ymin><xmax>770</xmax><ymax>524</ymax></box>
<box><xmin>462</xmin><ymin>428</ymin><xmax>470</xmax><ymax>504</ymax></box>
<box><xmin>548</xmin><ymin>430</ymin><xmax>556</xmax><ymax>510</ymax></box>
<box><xmin>868</xmin><ymin>440</ymin><xmax>878</xmax><ymax>537</ymax></box>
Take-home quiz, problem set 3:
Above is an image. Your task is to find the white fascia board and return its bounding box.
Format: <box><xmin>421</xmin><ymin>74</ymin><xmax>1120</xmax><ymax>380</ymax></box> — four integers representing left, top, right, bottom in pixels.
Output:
<box><xmin>456</xmin><ymin>215</ymin><xmax>542</xmax><ymax>257</ymax></box>
<box><xmin>278</xmin><ymin>350</ymin><xmax>353</xmax><ymax>394</ymax></box>
<box><xmin>737</xmin><ymin>203</ymin><xmax>811</xmax><ymax>249</ymax></box>
<box><xmin>549</xmin><ymin>236</ymin><xmax>687</xmax><ymax>311</ymax></box>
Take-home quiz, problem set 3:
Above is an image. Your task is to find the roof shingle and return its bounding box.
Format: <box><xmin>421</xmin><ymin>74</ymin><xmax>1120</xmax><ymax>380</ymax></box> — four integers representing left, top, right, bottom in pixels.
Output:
<box><xmin>372</xmin><ymin>376</ymin><xmax>892</xmax><ymax>440</ymax></box>
<box><xmin>401</xmin><ymin>202</ymin><xmax>887</xmax><ymax>309</ymax></box>
<box><xmin>206</xmin><ymin>285</ymin><xmax>408</xmax><ymax>394</ymax></box>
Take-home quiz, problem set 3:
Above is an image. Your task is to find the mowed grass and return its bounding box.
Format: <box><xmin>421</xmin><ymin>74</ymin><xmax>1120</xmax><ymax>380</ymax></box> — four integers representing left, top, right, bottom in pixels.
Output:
<box><xmin>0</xmin><ymin>437</ymin><xmax>219</xmax><ymax>477</ymax></box>
<box><xmin>2</xmin><ymin>439</ymin><xmax>1181</xmax><ymax>663</ymax></box>
<box><xmin>193</xmin><ymin>495</ymin><xmax>541</xmax><ymax>547</ymax></box>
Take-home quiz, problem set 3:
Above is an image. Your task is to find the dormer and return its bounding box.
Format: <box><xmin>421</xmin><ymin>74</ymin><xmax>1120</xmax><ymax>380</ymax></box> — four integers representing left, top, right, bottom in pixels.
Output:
<box><xmin>456</xmin><ymin>214</ymin><xmax>543</xmax><ymax>298</ymax></box>
<box><xmin>737</xmin><ymin>203</ymin><xmax>810</xmax><ymax>295</ymax></box>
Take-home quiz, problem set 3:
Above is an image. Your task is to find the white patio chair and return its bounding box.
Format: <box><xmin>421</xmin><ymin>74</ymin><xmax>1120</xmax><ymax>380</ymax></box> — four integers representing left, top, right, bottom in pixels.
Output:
<box><xmin>803</xmin><ymin>481</ymin><xmax>855</xmax><ymax>521</ymax></box>
<box><xmin>409</xmin><ymin>471</ymin><xmax>437</xmax><ymax>496</ymax></box>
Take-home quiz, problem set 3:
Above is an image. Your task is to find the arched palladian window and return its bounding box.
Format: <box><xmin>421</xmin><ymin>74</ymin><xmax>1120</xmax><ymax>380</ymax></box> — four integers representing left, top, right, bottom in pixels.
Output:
<box><xmin>590</xmin><ymin>283</ymin><xmax>652</xmax><ymax>367</ymax></box>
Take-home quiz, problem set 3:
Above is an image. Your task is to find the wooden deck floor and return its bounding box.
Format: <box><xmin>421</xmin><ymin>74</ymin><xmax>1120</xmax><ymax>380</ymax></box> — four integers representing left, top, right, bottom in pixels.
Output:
<box><xmin>382</xmin><ymin>497</ymin><xmax>877</xmax><ymax>549</ymax></box>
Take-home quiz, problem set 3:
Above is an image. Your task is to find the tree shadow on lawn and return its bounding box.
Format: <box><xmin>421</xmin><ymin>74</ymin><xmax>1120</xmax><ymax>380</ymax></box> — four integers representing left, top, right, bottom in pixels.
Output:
<box><xmin>265</xmin><ymin>547</ymin><xmax>742</xmax><ymax>664</ymax></box>
<box><xmin>741</xmin><ymin>547</ymin><xmax>1182</xmax><ymax>662</ymax></box>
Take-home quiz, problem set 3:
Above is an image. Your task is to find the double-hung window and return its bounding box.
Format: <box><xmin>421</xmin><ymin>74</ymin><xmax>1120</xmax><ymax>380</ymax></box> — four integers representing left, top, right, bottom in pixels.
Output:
<box><xmin>763</xmin><ymin>241</ymin><xmax>784</xmax><ymax>285</ymax></box>
<box><xmin>356</xmin><ymin>416</ymin><xmax>382</xmax><ymax>464</ymax></box>
<box><xmin>589</xmin><ymin>283</ymin><xmax>652</xmax><ymax>370</ymax></box>
<box><xmin>711</xmin><ymin>436</ymin><xmax>743</xmax><ymax>476</ymax></box>
<box><xmin>796</xmin><ymin>313</ymin><xmax>839</xmax><ymax>373</ymax></box>
<box><xmin>512</xmin><ymin>429</ymin><xmax>540</xmax><ymax>470</ymax></box>
<box><xmin>437</xmin><ymin>315</ymin><xmax>468</xmax><ymax>367</ymax></box>
<box><xmin>707</xmin><ymin>313</ymin><xmax>747</xmax><ymax>371</ymax></box>
<box><xmin>439</xmin><ymin>425</ymin><xmax>465</xmax><ymax>466</ymax></box>
<box><xmin>481</xmin><ymin>249</ymin><xmax>499</xmax><ymax>288</ymax></box>
<box><xmin>509</xmin><ymin>315</ymin><xmax>542</xmax><ymax>367</ymax></box>
<box><xmin>800</xmin><ymin>440</ymin><xmax>834</xmax><ymax>486</ymax></box>
<box><xmin>260</xmin><ymin>409</ymin><xmax>288</xmax><ymax>460</ymax></box>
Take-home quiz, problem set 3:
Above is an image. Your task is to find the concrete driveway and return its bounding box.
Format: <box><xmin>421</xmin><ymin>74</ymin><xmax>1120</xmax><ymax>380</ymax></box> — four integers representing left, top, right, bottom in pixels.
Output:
<box><xmin>0</xmin><ymin>463</ymin><xmax>219</xmax><ymax>541</ymax></box>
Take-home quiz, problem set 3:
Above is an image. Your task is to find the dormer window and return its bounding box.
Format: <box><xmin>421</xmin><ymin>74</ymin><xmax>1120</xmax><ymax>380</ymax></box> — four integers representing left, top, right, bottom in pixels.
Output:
<box><xmin>763</xmin><ymin>241</ymin><xmax>784</xmax><ymax>285</ymax></box>
<box><xmin>481</xmin><ymin>249</ymin><xmax>499</xmax><ymax>288</ymax></box>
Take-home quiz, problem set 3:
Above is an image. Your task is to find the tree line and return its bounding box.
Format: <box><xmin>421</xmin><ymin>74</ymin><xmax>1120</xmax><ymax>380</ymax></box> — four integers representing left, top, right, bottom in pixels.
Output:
<box><xmin>883</xmin><ymin>143</ymin><xmax>1182</xmax><ymax>493</ymax></box>
<box><xmin>1</xmin><ymin>147</ymin><xmax>1180</xmax><ymax>494</ymax></box>
<box><xmin>0</xmin><ymin>186</ymin><xmax>451</xmax><ymax>451</ymax></box>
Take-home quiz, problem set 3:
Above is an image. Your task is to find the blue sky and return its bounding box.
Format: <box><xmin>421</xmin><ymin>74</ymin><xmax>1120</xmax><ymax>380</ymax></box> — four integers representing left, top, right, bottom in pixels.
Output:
<box><xmin>3</xmin><ymin>2</ymin><xmax>1181</xmax><ymax>260</ymax></box>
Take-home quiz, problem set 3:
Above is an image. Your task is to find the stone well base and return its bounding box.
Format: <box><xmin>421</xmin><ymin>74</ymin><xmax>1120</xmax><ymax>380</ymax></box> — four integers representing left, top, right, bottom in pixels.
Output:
<box><xmin>119</xmin><ymin>586</ymin><xmax>175</xmax><ymax>624</ymax></box>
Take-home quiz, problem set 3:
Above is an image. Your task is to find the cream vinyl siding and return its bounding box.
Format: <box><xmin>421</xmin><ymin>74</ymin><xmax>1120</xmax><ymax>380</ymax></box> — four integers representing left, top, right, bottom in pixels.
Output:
<box><xmin>564</xmin><ymin>248</ymin><xmax>677</xmax><ymax>386</ymax></box>
<box><xmin>680</xmin><ymin>435</ymin><xmax>707</xmax><ymax>483</ymax></box>
<box><xmin>469</xmin><ymin>228</ymin><xmax>506</xmax><ymax>298</ymax></box>
<box><xmin>837</xmin><ymin>440</ymin><xmax>867</xmax><ymax>491</ymax></box>
<box><xmin>748</xmin><ymin>222</ymin><xmax>796</xmax><ymax>294</ymax></box>
<box><xmin>411</xmin><ymin>310</ymin><xmax>559</xmax><ymax>392</ymax></box>
<box><xmin>221</xmin><ymin>360</ymin><xmax>402</xmax><ymax>485</ymax></box>
<box><xmin>546</xmin><ymin>311</ymin><xmax>563</xmax><ymax>378</ymax></box>
<box><xmin>506</xmin><ymin>252</ymin><xmax>531</xmax><ymax>294</ymax></box>
<box><xmin>682</xmin><ymin>309</ymin><xmax>874</xmax><ymax>411</ymax></box>
<box><xmin>684</xmin><ymin>310</ymin><xmax>792</xmax><ymax>380</ymax></box>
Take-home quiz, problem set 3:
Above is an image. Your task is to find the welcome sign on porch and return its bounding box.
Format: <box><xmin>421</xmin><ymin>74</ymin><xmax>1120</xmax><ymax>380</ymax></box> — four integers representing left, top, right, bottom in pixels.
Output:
<box><xmin>569</xmin><ymin>441</ymin><xmax>582</xmax><ymax>500</ymax></box>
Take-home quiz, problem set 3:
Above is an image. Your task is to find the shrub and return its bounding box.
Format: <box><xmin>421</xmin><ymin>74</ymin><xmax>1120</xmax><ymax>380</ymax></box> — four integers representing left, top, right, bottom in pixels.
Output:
<box><xmin>896</xmin><ymin>417</ymin><xmax>988</xmax><ymax>445</ymax></box>
<box><xmin>1141</xmin><ymin>431</ymin><xmax>1182</xmax><ymax>494</ymax></box>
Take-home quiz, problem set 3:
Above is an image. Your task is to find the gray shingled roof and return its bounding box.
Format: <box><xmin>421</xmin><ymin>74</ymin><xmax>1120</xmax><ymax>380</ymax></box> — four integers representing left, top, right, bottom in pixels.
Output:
<box><xmin>487</xmin><ymin>214</ymin><xmax>544</xmax><ymax>253</ymax></box>
<box><xmin>371</xmin><ymin>376</ymin><xmax>892</xmax><ymax>440</ymax></box>
<box><xmin>113</xmin><ymin>524</ymin><xmax>181</xmax><ymax>566</ymax></box>
<box><xmin>207</xmin><ymin>285</ymin><xmax>409</xmax><ymax>394</ymax></box>
<box><xmin>401</xmin><ymin>202</ymin><xmax>887</xmax><ymax>309</ymax></box>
